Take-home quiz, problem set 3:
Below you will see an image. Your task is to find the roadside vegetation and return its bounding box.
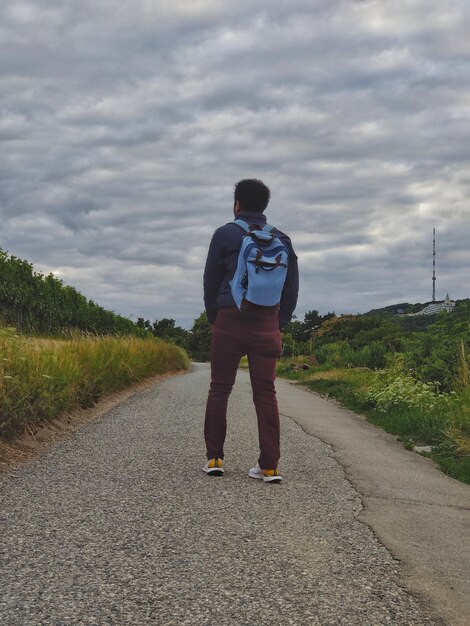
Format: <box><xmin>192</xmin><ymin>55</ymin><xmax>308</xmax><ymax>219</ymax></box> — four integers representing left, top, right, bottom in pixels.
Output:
<box><xmin>0</xmin><ymin>245</ymin><xmax>212</xmax><ymax>358</ymax></box>
<box><xmin>0</xmin><ymin>249</ymin><xmax>195</xmax><ymax>442</ymax></box>
<box><xmin>0</xmin><ymin>326</ymin><xmax>189</xmax><ymax>440</ymax></box>
<box><xmin>277</xmin><ymin>300</ymin><xmax>470</xmax><ymax>484</ymax></box>
<box><xmin>0</xmin><ymin>248</ymin><xmax>147</xmax><ymax>336</ymax></box>
<box><xmin>2</xmin><ymin>246</ymin><xmax>468</xmax><ymax>482</ymax></box>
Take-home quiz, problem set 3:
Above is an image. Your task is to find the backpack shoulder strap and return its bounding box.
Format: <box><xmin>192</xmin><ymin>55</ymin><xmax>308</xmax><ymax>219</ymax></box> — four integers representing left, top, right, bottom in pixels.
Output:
<box><xmin>263</xmin><ymin>223</ymin><xmax>277</xmax><ymax>235</ymax></box>
<box><xmin>232</xmin><ymin>219</ymin><xmax>251</xmax><ymax>233</ymax></box>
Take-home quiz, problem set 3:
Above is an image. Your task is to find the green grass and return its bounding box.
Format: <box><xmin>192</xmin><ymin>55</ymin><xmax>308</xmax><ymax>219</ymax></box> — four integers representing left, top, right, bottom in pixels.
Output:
<box><xmin>302</xmin><ymin>378</ymin><xmax>370</xmax><ymax>413</ymax></box>
<box><xmin>277</xmin><ymin>358</ymin><xmax>470</xmax><ymax>484</ymax></box>
<box><xmin>430</xmin><ymin>453</ymin><xmax>470</xmax><ymax>483</ymax></box>
<box><xmin>0</xmin><ymin>326</ymin><xmax>190</xmax><ymax>440</ymax></box>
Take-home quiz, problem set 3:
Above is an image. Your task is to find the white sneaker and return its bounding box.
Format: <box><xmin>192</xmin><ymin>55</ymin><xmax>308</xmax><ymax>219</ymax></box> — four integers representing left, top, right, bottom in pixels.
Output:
<box><xmin>203</xmin><ymin>457</ymin><xmax>224</xmax><ymax>476</ymax></box>
<box><xmin>248</xmin><ymin>462</ymin><xmax>282</xmax><ymax>483</ymax></box>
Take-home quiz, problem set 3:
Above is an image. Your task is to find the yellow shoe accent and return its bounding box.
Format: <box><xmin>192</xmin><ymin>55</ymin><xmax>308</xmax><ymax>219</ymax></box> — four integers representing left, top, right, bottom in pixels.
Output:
<box><xmin>203</xmin><ymin>457</ymin><xmax>224</xmax><ymax>476</ymax></box>
<box><xmin>248</xmin><ymin>463</ymin><xmax>281</xmax><ymax>482</ymax></box>
<box><xmin>208</xmin><ymin>458</ymin><xmax>223</xmax><ymax>469</ymax></box>
<box><xmin>262</xmin><ymin>469</ymin><xmax>279</xmax><ymax>477</ymax></box>
<box><xmin>261</xmin><ymin>467</ymin><xmax>282</xmax><ymax>482</ymax></box>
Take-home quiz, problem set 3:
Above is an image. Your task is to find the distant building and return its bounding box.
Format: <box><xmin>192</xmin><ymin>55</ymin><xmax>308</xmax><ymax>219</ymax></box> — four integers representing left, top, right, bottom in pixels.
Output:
<box><xmin>416</xmin><ymin>293</ymin><xmax>455</xmax><ymax>316</ymax></box>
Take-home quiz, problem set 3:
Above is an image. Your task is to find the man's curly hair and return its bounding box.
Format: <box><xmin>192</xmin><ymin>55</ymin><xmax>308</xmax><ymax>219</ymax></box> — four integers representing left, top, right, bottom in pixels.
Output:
<box><xmin>234</xmin><ymin>179</ymin><xmax>270</xmax><ymax>213</ymax></box>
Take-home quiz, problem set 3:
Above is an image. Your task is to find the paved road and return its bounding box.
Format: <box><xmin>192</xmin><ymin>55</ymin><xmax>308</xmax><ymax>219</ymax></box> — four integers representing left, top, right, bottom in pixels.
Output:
<box><xmin>276</xmin><ymin>377</ymin><xmax>470</xmax><ymax>626</ymax></box>
<box><xmin>0</xmin><ymin>363</ymin><xmax>462</xmax><ymax>625</ymax></box>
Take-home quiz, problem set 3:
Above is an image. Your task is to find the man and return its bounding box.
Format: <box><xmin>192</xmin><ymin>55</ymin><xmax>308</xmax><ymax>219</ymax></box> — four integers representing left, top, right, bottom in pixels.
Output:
<box><xmin>203</xmin><ymin>179</ymin><xmax>299</xmax><ymax>483</ymax></box>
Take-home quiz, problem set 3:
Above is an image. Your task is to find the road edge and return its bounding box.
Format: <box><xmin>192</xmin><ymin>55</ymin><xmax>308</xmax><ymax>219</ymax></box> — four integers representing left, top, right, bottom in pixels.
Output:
<box><xmin>0</xmin><ymin>367</ymin><xmax>191</xmax><ymax>479</ymax></box>
<box><xmin>277</xmin><ymin>378</ymin><xmax>469</xmax><ymax>626</ymax></box>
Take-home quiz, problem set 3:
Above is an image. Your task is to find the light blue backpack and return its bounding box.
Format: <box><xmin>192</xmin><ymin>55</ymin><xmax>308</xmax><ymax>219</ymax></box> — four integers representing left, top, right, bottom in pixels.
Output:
<box><xmin>229</xmin><ymin>219</ymin><xmax>289</xmax><ymax>309</ymax></box>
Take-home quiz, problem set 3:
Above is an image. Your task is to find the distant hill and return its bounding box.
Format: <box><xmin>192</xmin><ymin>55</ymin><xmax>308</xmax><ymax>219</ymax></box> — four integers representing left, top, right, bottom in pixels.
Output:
<box><xmin>366</xmin><ymin>302</ymin><xmax>423</xmax><ymax>316</ymax></box>
<box><xmin>364</xmin><ymin>298</ymin><xmax>469</xmax><ymax>331</ymax></box>
<box><xmin>366</xmin><ymin>298</ymin><xmax>467</xmax><ymax>317</ymax></box>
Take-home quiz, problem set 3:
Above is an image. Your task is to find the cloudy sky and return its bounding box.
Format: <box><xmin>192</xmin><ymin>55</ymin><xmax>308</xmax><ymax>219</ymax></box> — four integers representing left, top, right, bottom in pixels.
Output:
<box><xmin>1</xmin><ymin>1</ymin><xmax>469</xmax><ymax>328</ymax></box>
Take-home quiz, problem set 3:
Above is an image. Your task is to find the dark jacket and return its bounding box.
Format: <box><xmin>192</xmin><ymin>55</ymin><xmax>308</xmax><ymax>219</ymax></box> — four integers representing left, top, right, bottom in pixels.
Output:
<box><xmin>203</xmin><ymin>211</ymin><xmax>299</xmax><ymax>328</ymax></box>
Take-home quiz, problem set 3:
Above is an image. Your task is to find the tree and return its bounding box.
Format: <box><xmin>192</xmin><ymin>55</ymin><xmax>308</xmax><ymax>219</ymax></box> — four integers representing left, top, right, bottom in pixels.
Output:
<box><xmin>314</xmin><ymin>314</ymin><xmax>392</xmax><ymax>346</ymax></box>
<box><xmin>188</xmin><ymin>312</ymin><xmax>212</xmax><ymax>361</ymax></box>
<box><xmin>152</xmin><ymin>318</ymin><xmax>176</xmax><ymax>337</ymax></box>
<box><xmin>283</xmin><ymin>319</ymin><xmax>304</xmax><ymax>343</ymax></box>
<box><xmin>284</xmin><ymin>310</ymin><xmax>336</xmax><ymax>345</ymax></box>
<box><xmin>151</xmin><ymin>318</ymin><xmax>190</xmax><ymax>349</ymax></box>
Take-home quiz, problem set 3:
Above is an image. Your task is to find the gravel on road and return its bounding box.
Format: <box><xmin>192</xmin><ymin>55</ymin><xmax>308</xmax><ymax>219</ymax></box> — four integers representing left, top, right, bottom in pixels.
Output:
<box><xmin>0</xmin><ymin>363</ymin><xmax>443</xmax><ymax>625</ymax></box>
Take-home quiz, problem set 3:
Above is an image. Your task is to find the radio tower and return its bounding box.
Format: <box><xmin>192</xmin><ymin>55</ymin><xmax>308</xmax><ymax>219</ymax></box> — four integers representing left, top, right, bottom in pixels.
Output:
<box><xmin>432</xmin><ymin>228</ymin><xmax>436</xmax><ymax>302</ymax></box>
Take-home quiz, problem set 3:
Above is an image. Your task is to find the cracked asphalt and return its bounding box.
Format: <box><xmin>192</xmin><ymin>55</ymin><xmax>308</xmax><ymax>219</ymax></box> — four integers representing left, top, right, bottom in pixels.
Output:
<box><xmin>0</xmin><ymin>363</ymin><xmax>449</xmax><ymax>625</ymax></box>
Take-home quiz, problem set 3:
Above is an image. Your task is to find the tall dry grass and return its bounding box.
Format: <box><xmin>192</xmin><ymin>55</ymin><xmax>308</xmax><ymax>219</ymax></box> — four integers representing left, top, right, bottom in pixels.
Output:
<box><xmin>0</xmin><ymin>326</ymin><xmax>189</xmax><ymax>439</ymax></box>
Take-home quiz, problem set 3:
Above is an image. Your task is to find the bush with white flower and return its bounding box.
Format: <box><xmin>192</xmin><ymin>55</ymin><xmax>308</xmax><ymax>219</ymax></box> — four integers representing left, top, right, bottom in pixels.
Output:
<box><xmin>361</xmin><ymin>363</ymin><xmax>458</xmax><ymax>417</ymax></box>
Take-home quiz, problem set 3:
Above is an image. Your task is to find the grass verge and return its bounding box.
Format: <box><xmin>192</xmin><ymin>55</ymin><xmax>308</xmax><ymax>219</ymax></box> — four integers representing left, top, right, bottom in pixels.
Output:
<box><xmin>277</xmin><ymin>357</ymin><xmax>470</xmax><ymax>484</ymax></box>
<box><xmin>0</xmin><ymin>326</ymin><xmax>190</xmax><ymax>440</ymax></box>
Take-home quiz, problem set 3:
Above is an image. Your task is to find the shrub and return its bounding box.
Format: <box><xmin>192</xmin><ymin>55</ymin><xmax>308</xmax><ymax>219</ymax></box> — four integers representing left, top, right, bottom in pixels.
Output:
<box><xmin>349</xmin><ymin>341</ymin><xmax>387</xmax><ymax>369</ymax></box>
<box><xmin>359</xmin><ymin>365</ymin><xmax>459</xmax><ymax>443</ymax></box>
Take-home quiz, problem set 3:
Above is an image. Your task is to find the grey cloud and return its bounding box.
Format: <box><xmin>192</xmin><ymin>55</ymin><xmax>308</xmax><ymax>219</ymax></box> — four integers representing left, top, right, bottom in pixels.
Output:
<box><xmin>1</xmin><ymin>0</ymin><xmax>469</xmax><ymax>328</ymax></box>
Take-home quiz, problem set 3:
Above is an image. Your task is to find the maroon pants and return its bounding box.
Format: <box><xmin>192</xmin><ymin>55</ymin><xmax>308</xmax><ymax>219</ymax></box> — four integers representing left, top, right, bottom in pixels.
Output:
<box><xmin>204</xmin><ymin>306</ymin><xmax>282</xmax><ymax>469</ymax></box>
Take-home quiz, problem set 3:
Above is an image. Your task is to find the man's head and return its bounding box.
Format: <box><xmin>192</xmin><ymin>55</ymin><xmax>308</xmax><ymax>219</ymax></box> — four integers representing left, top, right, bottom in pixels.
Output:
<box><xmin>233</xmin><ymin>179</ymin><xmax>270</xmax><ymax>214</ymax></box>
